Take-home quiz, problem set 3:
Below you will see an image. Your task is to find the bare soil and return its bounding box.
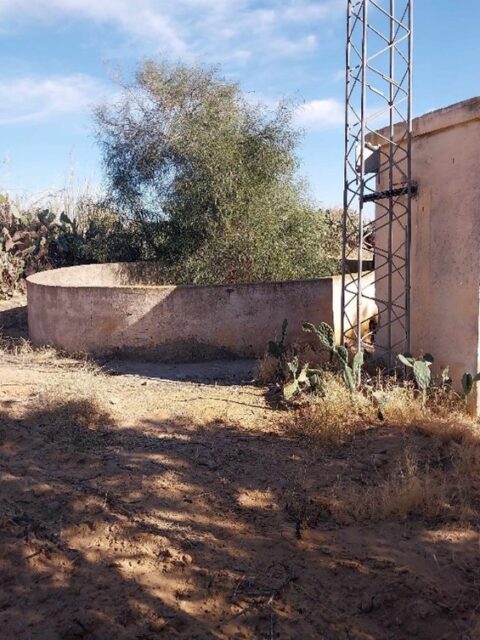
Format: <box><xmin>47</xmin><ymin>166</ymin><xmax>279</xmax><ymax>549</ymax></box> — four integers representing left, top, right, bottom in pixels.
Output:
<box><xmin>0</xmin><ymin>308</ymin><xmax>479</xmax><ymax>639</ymax></box>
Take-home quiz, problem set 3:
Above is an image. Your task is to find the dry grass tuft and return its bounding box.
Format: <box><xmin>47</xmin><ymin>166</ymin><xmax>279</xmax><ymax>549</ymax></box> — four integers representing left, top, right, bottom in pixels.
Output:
<box><xmin>0</xmin><ymin>334</ymin><xmax>104</xmax><ymax>375</ymax></box>
<box><xmin>0</xmin><ymin>335</ymin><xmax>36</xmax><ymax>357</ymax></box>
<box><xmin>287</xmin><ymin>370</ymin><xmax>474</xmax><ymax>445</ymax></box>
<box><xmin>285</xmin><ymin>369</ymin><xmax>480</xmax><ymax>521</ymax></box>
<box><xmin>333</xmin><ymin>427</ymin><xmax>480</xmax><ymax>522</ymax></box>
<box><xmin>341</xmin><ymin>452</ymin><xmax>447</xmax><ymax>521</ymax></box>
<box><xmin>255</xmin><ymin>352</ymin><xmax>279</xmax><ymax>385</ymax></box>
<box><xmin>286</xmin><ymin>373</ymin><xmax>374</xmax><ymax>444</ymax></box>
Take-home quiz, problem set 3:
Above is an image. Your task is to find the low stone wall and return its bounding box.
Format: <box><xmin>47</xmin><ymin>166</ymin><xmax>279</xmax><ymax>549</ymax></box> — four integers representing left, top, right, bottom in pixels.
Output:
<box><xmin>27</xmin><ymin>263</ymin><xmax>341</xmax><ymax>361</ymax></box>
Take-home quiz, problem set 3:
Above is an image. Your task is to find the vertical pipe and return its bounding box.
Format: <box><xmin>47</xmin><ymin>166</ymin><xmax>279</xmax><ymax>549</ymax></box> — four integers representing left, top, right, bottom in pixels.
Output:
<box><xmin>356</xmin><ymin>0</ymin><xmax>367</xmax><ymax>358</ymax></box>
<box><xmin>405</xmin><ymin>0</ymin><xmax>413</xmax><ymax>355</ymax></box>
<box><xmin>387</xmin><ymin>0</ymin><xmax>395</xmax><ymax>367</ymax></box>
<box><xmin>341</xmin><ymin>0</ymin><xmax>352</xmax><ymax>346</ymax></box>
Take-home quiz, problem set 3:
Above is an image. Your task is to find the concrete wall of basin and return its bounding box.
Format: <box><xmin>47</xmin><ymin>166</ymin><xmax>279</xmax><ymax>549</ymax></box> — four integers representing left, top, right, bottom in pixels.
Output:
<box><xmin>27</xmin><ymin>263</ymin><xmax>341</xmax><ymax>361</ymax></box>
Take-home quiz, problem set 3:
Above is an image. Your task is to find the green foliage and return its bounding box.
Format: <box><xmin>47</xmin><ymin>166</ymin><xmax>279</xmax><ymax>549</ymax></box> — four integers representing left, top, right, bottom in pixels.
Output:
<box><xmin>283</xmin><ymin>359</ymin><xmax>310</xmax><ymax>401</ymax></box>
<box><xmin>461</xmin><ymin>372</ymin><xmax>480</xmax><ymax>404</ymax></box>
<box><xmin>303</xmin><ymin>321</ymin><xmax>363</xmax><ymax>394</ymax></box>
<box><xmin>0</xmin><ymin>201</ymin><xmax>84</xmax><ymax>296</ymax></box>
<box><xmin>266</xmin><ymin>320</ymin><xmax>324</xmax><ymax>402</ymax></box>
<box><xmin>268</xmin><ymin>319</ymin><xmax>288</xmax><ymax>360</ymax></box>
<box><xmin>398</xmin><ymin>353</ymin><xmax>433</xmax><ymax>390</ymax></box>
<box><xmin>462</xmin><ymin>373</ymin><xmax>474</xmax><ymax>397</ymax></box>
<box><xmin>398</xmin><ymin>352</ymin><xmax>434</xmax><ymax>407</ymax></box>
<box><xmin>0</xmin><ymin>194</ymin><xmax>146</xmax><ymax>297</ymax></box>
<box><xmin>95</xmin><ymin>60</ymin><xmax>344</xmax><ymax>285</ymax></box>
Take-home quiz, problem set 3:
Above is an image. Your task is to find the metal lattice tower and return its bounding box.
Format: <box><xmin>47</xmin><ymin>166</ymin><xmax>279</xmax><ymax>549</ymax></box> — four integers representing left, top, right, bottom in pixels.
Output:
<box><xmin>342</xmin><ymin>0</ymin><xmax>415</xmax><ymax>367</ymax></box>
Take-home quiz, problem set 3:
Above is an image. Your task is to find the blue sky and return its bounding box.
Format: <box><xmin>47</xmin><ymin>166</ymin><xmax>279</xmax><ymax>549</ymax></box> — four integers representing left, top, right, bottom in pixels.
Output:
<box><xmin>0</xmin><ymin>0</ymin><xmax>479</xmax><ymax>207</ymax></box>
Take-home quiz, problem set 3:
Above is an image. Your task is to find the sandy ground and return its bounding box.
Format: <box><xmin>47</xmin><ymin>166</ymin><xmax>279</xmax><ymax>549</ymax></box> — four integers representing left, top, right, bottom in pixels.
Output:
<box><xmin>0</xmin><ymin>297</ymin><xmax>480</xmax><ymax>639</ymax></box>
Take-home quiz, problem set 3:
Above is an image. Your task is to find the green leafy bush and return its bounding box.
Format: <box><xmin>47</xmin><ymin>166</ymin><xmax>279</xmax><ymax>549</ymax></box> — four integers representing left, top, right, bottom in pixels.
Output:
<box><xmin>95</xmin><ymin>60</ymin><xmax>344</xmax><ymax>284</ymax></box>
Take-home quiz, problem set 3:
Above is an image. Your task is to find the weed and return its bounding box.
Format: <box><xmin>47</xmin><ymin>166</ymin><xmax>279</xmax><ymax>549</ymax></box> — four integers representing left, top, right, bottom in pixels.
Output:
<box><xmin>286</xmin><ymin>373</ymin><xmax>373</xmax><ymax>444</ymax></box>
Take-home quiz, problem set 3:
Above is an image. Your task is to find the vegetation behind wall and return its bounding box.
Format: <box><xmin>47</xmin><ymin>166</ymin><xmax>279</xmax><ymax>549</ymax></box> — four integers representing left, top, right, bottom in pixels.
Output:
<box><xmin>0</xmin><ymin>59</ymin><xmax>353</xmax><ymax>297</ymax></box>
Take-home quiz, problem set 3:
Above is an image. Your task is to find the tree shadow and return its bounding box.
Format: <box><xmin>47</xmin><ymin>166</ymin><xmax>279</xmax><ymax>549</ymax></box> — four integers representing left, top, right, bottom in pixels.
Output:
<box><xmin>0</xmin><ymin>399</ymin><xmax>479</xmax><ymax>639</ymax></box>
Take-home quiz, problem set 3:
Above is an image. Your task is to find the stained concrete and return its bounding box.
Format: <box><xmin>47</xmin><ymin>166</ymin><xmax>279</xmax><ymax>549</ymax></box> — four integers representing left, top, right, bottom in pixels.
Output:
<box><xmin>27</xmin><ymin>264</ymin><xmax>341</xmax><ymax>361</ymax></box>
<box><xmin>371</xmin><ymin>97</ymin><xmax>480</xmax><ymax>413</ymax></box>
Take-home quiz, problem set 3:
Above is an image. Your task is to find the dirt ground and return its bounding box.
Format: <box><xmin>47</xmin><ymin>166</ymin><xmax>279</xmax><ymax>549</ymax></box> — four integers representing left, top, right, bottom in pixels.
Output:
<box><xmin>1</xmin><ymin>298</ymin><xmax>480</xmax><ymax>639</ymax></box>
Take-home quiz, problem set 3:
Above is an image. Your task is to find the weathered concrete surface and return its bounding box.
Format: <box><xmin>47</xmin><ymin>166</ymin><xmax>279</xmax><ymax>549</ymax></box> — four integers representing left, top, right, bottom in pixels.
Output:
<box><xmin>27</xmin><ymin>263</ymin><xmax>340</xmax><ymax>361</ymax></box>
<box><xmin>371</xmin><ymin>97</ymin><xmax>480</xmax><ymax>413</ymax></box>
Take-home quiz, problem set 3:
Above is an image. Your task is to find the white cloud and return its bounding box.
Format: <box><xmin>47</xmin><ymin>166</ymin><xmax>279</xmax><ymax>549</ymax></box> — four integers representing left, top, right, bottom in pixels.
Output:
<box><xmin>295</xmin><ymin>98</ymin><xmax>344</xmax><ymax>129</ymax></box>
<box><xmin>0</xmin><ymin>75</ymin><xmax>108</xmax><ymax>125</ymax></box>
<box><xmin>0</xmin><ymin>0</ymin><xmax>341</xmax><ymax>61</ymax></box>
<box><xmin>0</xmin><ymin>1</ymin><xmax>344</xmax><ymax>127</ymax></box>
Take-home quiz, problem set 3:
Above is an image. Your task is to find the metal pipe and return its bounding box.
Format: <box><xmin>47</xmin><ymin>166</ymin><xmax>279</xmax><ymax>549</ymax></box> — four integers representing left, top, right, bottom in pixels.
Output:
<box><xmin>341</xmin><ymin>0</ymin><xmax>352</xmax><ymax>347</ymax></box>
<box><xmin>356</xmin><ymin>0</ymin><xmax>368</xmax><ymax>359</ymax></box>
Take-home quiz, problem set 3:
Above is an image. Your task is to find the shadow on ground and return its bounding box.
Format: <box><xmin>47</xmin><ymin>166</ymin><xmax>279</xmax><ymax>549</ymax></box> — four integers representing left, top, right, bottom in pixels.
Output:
<box><xmin>0</xmin><ymin>399</ymin><xmax>479</xmax><ymax>639</ymax></box>
<box><xmin>0</xmin><ymin>297</ymin><xmax>28</xmax><ymax>340</ymax></box>
<box><xmin>104</xmin><ymin>358</ymin><xmax>258</xmax><ymax>386</ymax></box>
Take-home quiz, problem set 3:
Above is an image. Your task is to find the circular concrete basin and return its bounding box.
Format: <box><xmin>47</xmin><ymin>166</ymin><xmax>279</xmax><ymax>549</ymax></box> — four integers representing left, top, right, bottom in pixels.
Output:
<box><xmin>27</xmin><ymin>262</ymin><xmax>336</xmax><ymax>361</ymax></box>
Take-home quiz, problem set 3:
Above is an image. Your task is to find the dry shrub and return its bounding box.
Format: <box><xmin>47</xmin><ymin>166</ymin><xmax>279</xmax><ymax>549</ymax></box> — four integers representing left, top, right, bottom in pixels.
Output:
<box><xmin>376</xmin><ymin>380</ymin><xmax>476</xmax><ymax>444</ymax></box>
<box><xmin>286</xmin><ymin>373</ymin><xmax>375</xmax><ymax>444</ymax></box>
<box><xmin>0</xmin><ymin>334</ymin><xmax>105</xmax><ymax>377</ymax></box>
<box><xmin>373</xmin><ymin>379</ymin><xmax>467</xmax><ymax>426</ymax></box>
<box><xmin>374</xmin><ymin>382</ymin><xmax>424</xmax><ymax>425</ymax></box>
<box><xmin>334</xmin><ymin>431</ymin><xmax>480</xmax><ymax>522</ymax></box>
<box><xmin>285</xmin><ymin>369</ymin><xmax>474</xmax><ymax>445</ymax></box>
<box><xmin>341</xmin><ymin>452</ymin><xmax>447</xmax><ymax>521</ymax></box>
<box><xmin>286</xmin><ymin>372</ymin><xmax>480</xmax><ymax>521</ymax></box>
<box><xmin>255</xmin><ymin>352</ymin><xmax>279</xmax><ymax>385</ymax></box>
<box><xmin>0</xmin><ymin>335</ymin><xmax>71</xmax><ymax>368</ymax></box>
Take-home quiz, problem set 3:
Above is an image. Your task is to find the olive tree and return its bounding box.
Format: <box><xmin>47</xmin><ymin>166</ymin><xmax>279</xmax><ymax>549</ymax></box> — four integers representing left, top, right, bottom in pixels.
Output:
<box><xmin>95</xmin><ymin>60</ymin><xmax>342</xmax><ymax>283</ymax></box>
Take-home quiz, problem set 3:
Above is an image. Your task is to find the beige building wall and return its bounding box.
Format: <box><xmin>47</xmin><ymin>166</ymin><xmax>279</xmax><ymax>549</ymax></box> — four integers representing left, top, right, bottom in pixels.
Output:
<box><xmin>371</xmin><ymin>98</ymin><xmax>480</xmax><ymax>412</ymax></box>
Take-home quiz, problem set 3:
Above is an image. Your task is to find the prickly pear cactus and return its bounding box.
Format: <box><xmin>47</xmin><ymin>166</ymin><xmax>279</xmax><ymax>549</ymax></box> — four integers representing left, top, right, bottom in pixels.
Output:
<box><xmin>268</xmin><ymin>318</ymin><xmax>288</xmax><ymax>359</ymax></box>
<box><xmin>462</xmin><ymin>372</ymin><xmax>474</xmax><ymax>397</ymax></box>
<box><xmin>283</xmin><ymin>363</ymin><xmax>309</xmax><ymax>401</ymax></box>
<box><xmin>398</xmin><ymin>353</ymin><xmax>414</xmax><ymax>368</ymax></box>
<box><xmin>302</xmin><ymin>322</ymin><xmax>335</xmax><ymax>351</ymax></box>
<box><xmin>317</xmin><ymin>322</ymin><xmax>335</xmax><ymax>350</ymax></box>
<box><xmin>336</xmin><ymin>345</ymin><xmax>348</xmax><ymax>366</ymax></box>
<box><xmin>342</xmin><ymin>367</ymin><xmax>355</xmax><ymax>393</ymax></box>
<box><xmin>352</xmin><ymin>351</ymin><xmax>364</xmax><ymax>376</ymax></box>
<box><xmin>413</xmin><ymin>360</ymin><xmax>431</xmax><ymax>391</ymax></box>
